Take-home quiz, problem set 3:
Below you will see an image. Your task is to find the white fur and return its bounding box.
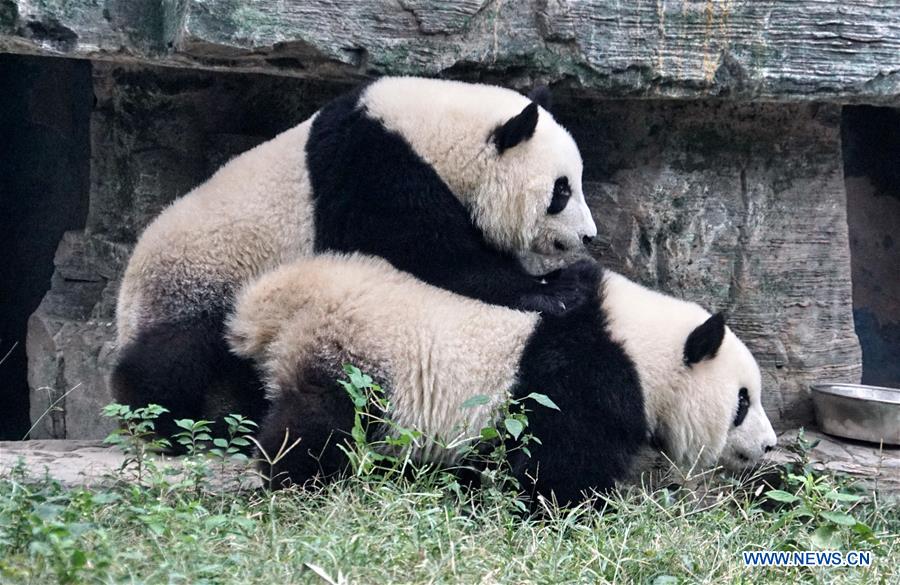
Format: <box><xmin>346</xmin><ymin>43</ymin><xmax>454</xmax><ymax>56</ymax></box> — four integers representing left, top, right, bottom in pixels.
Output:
<box><xmin>229</xmin><ymin>254</ymin><xmax>777</xmax><ymax>473</ymax></box>
<box><xmin>363</xmin><ymin>77</ymin><xmax>597</xmax><ymax>273</ymax></box>
<box><xmin>601</xmin><ymin>272</ymin><xmax>778</xmax><ymax>469</ymax></box>
<box><xmin>117</xmin><ymin>119</ymin><xmax>316</xmax><ymax>344</ymax></box>
<box><xmin>227</xmin><ymin>253</ymin><xmax>539</xmax><ymax>463</ymax></box>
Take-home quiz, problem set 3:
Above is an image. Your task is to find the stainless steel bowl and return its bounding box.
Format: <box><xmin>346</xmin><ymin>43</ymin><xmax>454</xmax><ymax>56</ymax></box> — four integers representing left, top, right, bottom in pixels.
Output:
<box><xmin>810</xmin><ymin>383</ymin><xmax>900</xmax><ymax>445</ymax></box>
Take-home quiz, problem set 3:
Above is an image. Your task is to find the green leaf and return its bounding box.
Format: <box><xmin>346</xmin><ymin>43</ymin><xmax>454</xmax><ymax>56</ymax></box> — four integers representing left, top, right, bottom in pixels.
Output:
<box><xmin>821</xmin><ymin>511</ymin><xmax>857</xmax><ymax>526</ymax></box>
<box><xmin>174</xmin><ymin>419</ymin><xmax>196</xmax><ymax>431</ymax></box>
<box><xmin>71</xmin><ymin>549</ymin><xmax>87</xmax><ymax>568</ymax></box>
<box><xmin>480</xmin><ymin>427</ymin><xmax>499</xmax><ymax>440</ymax></box>
<box><xmin>765</xmin><ymin>490</ymin><xmax>800</xmax><ymax>503</ymax></box>
<box><xmin>504</xmin><ymin>418</ymin><xmax>524</xmax><ymax>440</ymax></box>
<box><xmin>460</xmin><ymin>395</ymin><xmax>491</xmax><ymax>409</ymax></box>
<box><xmin>526</xmin><ymin>393</ymin><xmax>560</xmax><ymax>411</ymax></box>
<box><xmin>213</xmin><ymin>438</ymin><xmax>229</xmax><ymax>448</ymax></box>
<box><xmin>824</xmin><ymin>491</ymin><xmax>862</xmax><ymax>503</ymax></box>
<box><xmin>351</xmin><ymin>424</ymin><xmax>366</xmax><ymax>444</ymax></box>
<box><xmin>231</xmin><ymin>437</ymin><xmax>251</xmax><ymax>447</ymax></box>
<box><xmin>29</xmin><ymin>541</ymin><xmax>52</xmax><ymax>556</ymax></box>
<box><xmin>91</xmin><ymin>492</ymin><xmax>120</xmax><ymax>505</ymax></box>
<box><xmin>811</xmin><ymin>524</ymin><xmax>840</xmax><ymax>549</ymax></box>
<box><xmin>852</xmin><ymin>522</ymin><xmax>876</xmax><ymax>539</ymax></box>
<box><xmin>102</xmin><ymin>403</ymin><xmax>128</xmax><ymax>418</ymax></box>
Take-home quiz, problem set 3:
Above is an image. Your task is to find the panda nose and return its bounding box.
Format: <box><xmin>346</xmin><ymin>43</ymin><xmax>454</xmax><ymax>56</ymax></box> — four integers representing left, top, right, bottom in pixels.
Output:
<box><xmin>764</xmin><ymin>444</ymin><xmax>774</xmax><ymax>453</ymax></box>
<box><xmin>582</xmin><ymin>235</ymin><xmax>594</xmax><ymax>245</ymax></box>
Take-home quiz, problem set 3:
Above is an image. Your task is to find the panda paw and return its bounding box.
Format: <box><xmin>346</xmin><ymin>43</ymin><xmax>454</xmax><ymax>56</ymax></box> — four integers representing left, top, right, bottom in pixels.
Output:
<box><xmin>519</xmin><ymin>258</ymin><xmax>600</xmax><ymax>315</ymax></box>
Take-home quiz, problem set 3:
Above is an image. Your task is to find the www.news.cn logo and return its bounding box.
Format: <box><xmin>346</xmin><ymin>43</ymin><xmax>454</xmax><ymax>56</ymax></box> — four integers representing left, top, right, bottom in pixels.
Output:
<box><xmin>743</xmin><ymin>550</ymin><xmax>872</xmax><ymax>567</ymax></box>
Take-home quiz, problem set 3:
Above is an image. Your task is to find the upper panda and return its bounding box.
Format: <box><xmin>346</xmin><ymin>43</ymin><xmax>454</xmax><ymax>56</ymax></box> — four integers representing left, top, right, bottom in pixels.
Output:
<box><xmin>112</xmin><ymin>77</ymin><xmax>598</xmax><ymax>436</ymax></box>
<box><xmin>227</xmin><ymin>253</ymin><xmax>778</xmax><ymax>504</ymax></box>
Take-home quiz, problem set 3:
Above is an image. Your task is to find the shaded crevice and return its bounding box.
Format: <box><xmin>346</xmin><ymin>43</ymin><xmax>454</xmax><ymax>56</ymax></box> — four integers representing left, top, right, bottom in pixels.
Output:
<box><xmin>0</xmin><ymin>54</ymin><xmax>92</xmax><ymax>440</ymax></box>
<box><xmin>842</xmin><ymin>106</ymin><xmax>900</xmax><ymax>387</ymax></box>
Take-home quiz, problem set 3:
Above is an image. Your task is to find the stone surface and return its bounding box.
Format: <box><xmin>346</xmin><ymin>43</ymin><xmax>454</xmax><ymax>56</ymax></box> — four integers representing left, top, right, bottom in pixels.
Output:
<box><xmin>563</xmin><ymin>98</ymin><xmax>862</xmax><ymax>428</ymax></box>
<box><xmin>771</xmin><ymin>430</ymin><xmax>900</xmax><ymax>498</ymax></box>
<box><xmin>2</xmin><ymin>434</ymin><xmax>896</xmax><ymax>499</ymax></box>
<box><xmin>26</xmin><ymin>231</ymin><xmax>129</xmax><ymax>440</ymax></box>
<box><xmin>0</xmin><ymin>440</ymin><xmax>257</xmax><ymax>489</ymax></box>
<box><xmin>86</xmin><ymin>62</ymin><xmax>349</xmax><ymax>243</ymax></box>
<box><xmin>0</xmin><ymin>440</ymin><xmax>130</xmax><ymax>486</ymax></box>
<box><xmin>1</xmin><ymin>1</ymin><xmax>900</xmax><ymax>103</ymax></box>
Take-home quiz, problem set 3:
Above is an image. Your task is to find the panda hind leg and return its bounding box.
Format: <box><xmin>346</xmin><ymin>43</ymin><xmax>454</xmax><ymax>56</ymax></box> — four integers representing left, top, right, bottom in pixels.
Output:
<box><xmin>111</xmin><ymin>318</ymin><xmax>265</xmax><ymax>451</ymax></box>
<box><xmin>256</xmin><ymin>374</ymin><xmax>355</xmax><ymax>490</ymax></box>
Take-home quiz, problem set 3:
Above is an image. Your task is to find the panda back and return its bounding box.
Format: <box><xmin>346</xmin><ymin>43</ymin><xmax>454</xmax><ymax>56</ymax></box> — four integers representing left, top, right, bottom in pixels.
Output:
<box><xmin>228</xmin><ymin>254</ymin><xmax>539</xmax><ymax>447</ymax></box>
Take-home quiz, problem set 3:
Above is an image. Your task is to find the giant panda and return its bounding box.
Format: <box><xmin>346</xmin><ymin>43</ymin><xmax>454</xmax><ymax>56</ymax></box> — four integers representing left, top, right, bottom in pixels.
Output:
<box><xmin>112</xmin><ymin>77</ymin><xmax>598</xmax><ymax>437</ymax></box>
<box><xmin>227</xmin><ymin>253</ymin><xmax>778</xmax><ymax>504</ymax></box>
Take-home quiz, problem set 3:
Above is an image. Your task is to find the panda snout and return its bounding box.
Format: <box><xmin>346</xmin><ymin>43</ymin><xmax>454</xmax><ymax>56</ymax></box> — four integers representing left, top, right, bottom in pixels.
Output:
<box><xmin>764</xmin><ymin>444</ymin><xmax>774</xmax><ymax>453</ymax></box>
<box><xmin>582</xmin><ymin>235</ymin><xmax>594</xmax><ymax>245</ymax></box>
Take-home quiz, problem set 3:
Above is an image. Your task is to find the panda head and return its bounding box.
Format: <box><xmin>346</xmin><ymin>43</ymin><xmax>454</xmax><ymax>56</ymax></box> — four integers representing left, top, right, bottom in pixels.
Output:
<box><xmin>660</xmin><ymin>312</ymin><xmax>778</xmax><ymax>471</ymax></box>
<box><xmin>481</xmin><ymin>88</ymin><xmax>598</xmax><ymax>273</ymax></box>
<box><xmin>360</xmin><ymin>78</ymin><xmax>597</xmax><ymax>274</ymax></box>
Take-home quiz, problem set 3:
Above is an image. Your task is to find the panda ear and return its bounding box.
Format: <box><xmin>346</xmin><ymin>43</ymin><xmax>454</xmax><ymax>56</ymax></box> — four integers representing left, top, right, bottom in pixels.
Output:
<box><xmin>528</xmin><ymin>86</ymin><xmax>552</xmax><ymax>111</ymax></box>
<box><xmin>684</xmin><ymin>312</ymin><xmax>726</xmax><ymax>366</ymax></box>
<box><xmin>493</xmin><ymin>102</ymin><xmax>539</xmax><ymax>154</ymax></box>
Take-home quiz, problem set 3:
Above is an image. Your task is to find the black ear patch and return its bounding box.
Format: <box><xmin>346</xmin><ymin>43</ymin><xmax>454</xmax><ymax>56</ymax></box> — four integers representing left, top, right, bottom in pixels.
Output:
<box><xmin>528</xmin><ymin>86</ymin><xmax>552</xmax><ymax>111</ymax></box>
<box><xmin>684</xmin><ymin>312</ymin><xmax>726</xmax><ymax>366</ymax></box>
<box><xmin>493</xmin><ymin>102</ymin><xmax>539</xmax><ymax>154</ymax></box>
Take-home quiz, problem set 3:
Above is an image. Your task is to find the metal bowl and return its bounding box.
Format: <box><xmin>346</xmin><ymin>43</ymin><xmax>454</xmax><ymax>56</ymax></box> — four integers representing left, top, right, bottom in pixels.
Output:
<box><xmin>810</xmin><ymin>383</ymin><xmax>900</xmax><ymax>446</ymax></box>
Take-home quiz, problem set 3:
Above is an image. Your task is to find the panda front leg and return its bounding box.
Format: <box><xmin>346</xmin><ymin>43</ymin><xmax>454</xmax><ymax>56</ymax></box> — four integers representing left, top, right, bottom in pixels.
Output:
<box><xmin>518</xmin><ymin>258</ymin><xmax>601</xmax><ymax>315</ymax></box>
<box><xmin>437</xmin><ymin>254</ymin><xmax>600</xmax><ymax>316</ymax></box>
<box><xmin>256</xmin><ymin>378</ymin><xmax>355</xmax><ymax>490</ymax></box>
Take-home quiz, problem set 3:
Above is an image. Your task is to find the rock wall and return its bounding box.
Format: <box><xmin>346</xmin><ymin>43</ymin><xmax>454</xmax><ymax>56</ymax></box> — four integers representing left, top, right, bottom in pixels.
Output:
<box><xmin>2</xmin><ymin>1</ymin><xmax>899</xmax><ymax>104</ymax></box>
<box><xmin>562</xmin><ymin>98</ymin><xmax>861</xmax><ymax>427</ymax></box>
<box><xmin>20</xmin><ymin>62</ymin><xmax>863</xmax><ymax>437</ymax></box>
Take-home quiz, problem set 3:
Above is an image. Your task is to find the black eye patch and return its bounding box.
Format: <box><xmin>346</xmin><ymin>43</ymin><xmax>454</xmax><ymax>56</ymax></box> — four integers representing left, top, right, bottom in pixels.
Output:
<box><xmin>733</xmin><ymin>387</ymin><xmax>750</xmax><ymax>427</ymax></box>
<box><xmin>547</xmin><ymin>177</ymin><xmax>571</xmax><ymax>215</ymax></box>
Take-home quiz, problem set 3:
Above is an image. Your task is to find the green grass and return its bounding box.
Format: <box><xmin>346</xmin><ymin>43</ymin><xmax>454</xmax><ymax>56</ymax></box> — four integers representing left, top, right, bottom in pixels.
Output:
<box><xmin>2</xmin><ymin>399</ymin><xmax>897</xmax><ymax>583</ymax></box>
<box><xmin>1</xmin><ymin>456</ymin><xmax>897</xmax><ymax>584</ymax></box>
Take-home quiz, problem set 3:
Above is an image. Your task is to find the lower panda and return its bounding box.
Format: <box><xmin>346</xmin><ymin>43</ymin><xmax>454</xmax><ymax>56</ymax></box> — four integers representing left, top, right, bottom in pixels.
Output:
<box><xmin>227</xmin><ymin>254</ymin><xmax>778</xmax><ymax>504</ymax></box>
